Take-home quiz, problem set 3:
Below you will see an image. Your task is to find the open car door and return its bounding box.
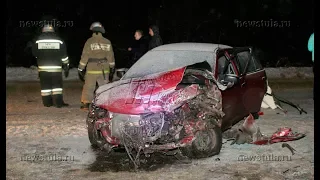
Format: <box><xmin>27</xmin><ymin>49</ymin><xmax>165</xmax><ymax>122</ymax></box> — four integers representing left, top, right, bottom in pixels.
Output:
<box><xmin>232</xmin><ymin>47</ymin><xmax>267</xmax><ymax>115</ymax></box>
<box><xmin>215</xmin><ymin>48</ymin><xmax>247</xmax><ymax>130</ymax></box>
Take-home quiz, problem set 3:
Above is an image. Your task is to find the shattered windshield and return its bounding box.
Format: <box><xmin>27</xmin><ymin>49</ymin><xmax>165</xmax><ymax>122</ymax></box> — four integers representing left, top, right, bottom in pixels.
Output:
<box><xmin>122</xmin><ymin>50</ymin><xmax>215</xmax><ymax>79</ymax></box>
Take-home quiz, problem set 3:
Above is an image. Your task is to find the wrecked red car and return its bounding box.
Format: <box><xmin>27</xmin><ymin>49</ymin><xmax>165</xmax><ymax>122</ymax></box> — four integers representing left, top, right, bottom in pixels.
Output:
<box><xmin>86</xmin><ymin>43</ymin><xmax>267</xmax><ymax>162</ymax></box>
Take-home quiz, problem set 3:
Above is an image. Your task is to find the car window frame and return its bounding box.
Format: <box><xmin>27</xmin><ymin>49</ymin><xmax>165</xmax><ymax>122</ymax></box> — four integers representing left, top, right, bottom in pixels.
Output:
<box><xmin>216</xmin><ymin>49</ymin><xmax>240</xmax><ymax>79</ymax></box>
<box><xmin>232</xmin><ymin>47</ymin><xmax>265</xmax><ymax>76</ymax></box>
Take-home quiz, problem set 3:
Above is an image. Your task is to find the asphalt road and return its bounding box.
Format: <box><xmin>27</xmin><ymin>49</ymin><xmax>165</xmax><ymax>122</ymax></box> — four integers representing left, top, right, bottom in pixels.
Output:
<box><xmin>6</xmin><ymin>80</ymin><xmax>314</xmax><ymax>180</ymax></box>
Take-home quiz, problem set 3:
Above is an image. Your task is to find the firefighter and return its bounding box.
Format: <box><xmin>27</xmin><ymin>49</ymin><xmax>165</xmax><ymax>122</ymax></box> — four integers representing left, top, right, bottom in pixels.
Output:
<box><xmin>32</xmin><ymin>24</ymin><xmax>69</xmax><ymax>108</ymax></box>
<box><xmin>78</xmin><ymin>22</ymin><xmax>115</xmax><ymax>110</ymax></box>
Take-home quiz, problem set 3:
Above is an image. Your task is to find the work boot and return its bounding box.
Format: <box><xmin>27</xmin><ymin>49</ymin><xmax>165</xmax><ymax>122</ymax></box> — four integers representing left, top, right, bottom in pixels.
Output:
<box><xmin>80</xmin><ymin>103</ymin><xmax>90</xmax><ymax>110</ymax></box>
<box><xmin>56</xmin><ymin>102</ymin><xmax>69</xmax><ymax>108</ymax></box>
<box><xmin>52</xmin><ymin>94</ymin><xmax>69</xmax><ymax>108</ymax></box>
<box><xmin>42</xmin><ymin>96</ymin><xmax>53</xmax><ymax>107</ymax></box>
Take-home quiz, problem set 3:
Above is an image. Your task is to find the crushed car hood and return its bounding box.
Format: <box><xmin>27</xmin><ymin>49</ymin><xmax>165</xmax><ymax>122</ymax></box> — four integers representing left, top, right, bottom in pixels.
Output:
<box><xmin>94</xmin><ymin>67</ymin><xmax>202</xmax><ymax>114</ymax></box>
<box><xmin>94</xmin><ymin>43</ymin><xmax>233</xmax><ymax>115</ymax></box>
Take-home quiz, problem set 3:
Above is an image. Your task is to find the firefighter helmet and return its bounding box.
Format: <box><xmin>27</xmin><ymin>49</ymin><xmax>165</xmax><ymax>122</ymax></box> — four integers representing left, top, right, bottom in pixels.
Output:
<box><xmin>42</xmin><ymin>24</ymin><xmax>55</xmax><ymax>32</ymax></box>
<box><xmin>90</xmin><ymin>22</ymin><xmax>105</xmax><ymax>33</ymax></box>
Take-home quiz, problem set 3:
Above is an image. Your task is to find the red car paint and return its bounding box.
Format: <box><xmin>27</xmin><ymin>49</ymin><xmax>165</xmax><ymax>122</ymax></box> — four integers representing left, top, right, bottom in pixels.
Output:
<box><xmin>95</xmin><ymin>49</ymin><xmax>267</xmax><ymax>133</ymax></box>
<box><xmin>94</xmin><ymin>68</ymin><xmax>205</xmax><ymax>147</ymax></box>
<box><xmin>92</xmin><ymin>44</ymin><xmax>268</xmax><ymax>152</ymax></box>
<box><xmin>97</xmin><ymin>67</ymin><xmax>201</xmax><ymax>115</ymax></box>
<box><xmin>215</xmin><ymin>49</ymin><xmax>267</xmax><ymax>130</ymax></box>
<box><xmin>252</xmin><ymin>127</ymin><xmax>306</xmax><ymax>145</ymax></box>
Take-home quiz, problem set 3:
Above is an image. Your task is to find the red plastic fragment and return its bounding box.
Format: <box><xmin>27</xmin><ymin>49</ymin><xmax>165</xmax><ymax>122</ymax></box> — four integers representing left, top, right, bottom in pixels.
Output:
<box><xmin>252</xmin><ymin>127</ymin><xmax>306</xmax><ymax>145</ymax></box>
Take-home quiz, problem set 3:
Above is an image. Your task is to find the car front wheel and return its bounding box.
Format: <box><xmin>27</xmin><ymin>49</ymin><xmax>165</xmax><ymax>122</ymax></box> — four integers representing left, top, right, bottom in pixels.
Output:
<box><xmin>86</xmin><ymin>114</ymin><xmax>106</xmax><ymax>148</ymax></box>
<box><xmin>180</xmin><ymin>125</ymin><xmax>222</xmax><ymax>159</ymax></box>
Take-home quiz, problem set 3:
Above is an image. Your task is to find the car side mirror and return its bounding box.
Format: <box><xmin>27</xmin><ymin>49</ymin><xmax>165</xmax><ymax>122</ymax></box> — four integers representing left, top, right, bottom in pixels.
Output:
<box><xmin>116</xmin><ymin>68</ymin><xmax>128</xmax><ymax>79</ymax></box>
<box><xmin>221</xmin><ymin>74</ymin><xmax>239</xmax><ymax>86</ymax></box>
<box><xmin>116</xmin><ymin>71</ymin><xmax>125</xmax><ymax>78</ymax></box>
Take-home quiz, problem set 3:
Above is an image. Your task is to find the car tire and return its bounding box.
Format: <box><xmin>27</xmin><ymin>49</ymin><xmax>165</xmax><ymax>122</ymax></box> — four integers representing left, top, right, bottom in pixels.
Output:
<box><xmin>180</xmin><ymin>124</ymin><xmax>222</xmax><ymax>159</ymax></box>
<box><xmin>86</xmin><ymin>114</ymin><xmax>105</xmax><ymax>148</ymax></box>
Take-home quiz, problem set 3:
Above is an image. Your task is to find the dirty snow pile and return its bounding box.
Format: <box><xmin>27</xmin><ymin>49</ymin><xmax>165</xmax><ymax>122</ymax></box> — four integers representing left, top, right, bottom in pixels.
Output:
<box><xmin>6</xmin><ymin>67</ymin><xmax>79</xmax><ymax>81</ymax></box>
<box><xmin>264</xmin><ymin>67</ymin><xmax>313</xmax><ymax>79</ymax></box>
<box><xmin>6</xmin><ymin>66</ymin><xmax>313</xmax><ymax>82</ymax></box>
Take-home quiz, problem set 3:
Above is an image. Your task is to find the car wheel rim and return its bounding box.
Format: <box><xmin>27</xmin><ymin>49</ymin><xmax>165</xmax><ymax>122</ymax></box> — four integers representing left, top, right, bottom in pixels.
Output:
<box><xmin>88</xmin><ymin>117</ymin><xmax>102</xmax><ymax>140</ymax></box>
<box><xmin>93</xmin><ymin>125</ymin><xmax>103</xmax><ymax>140</ymax></box>
<box><xmin>194</xmin><ymin>129</ymin><xmax>216</xmax><ymax>151</ymax></box>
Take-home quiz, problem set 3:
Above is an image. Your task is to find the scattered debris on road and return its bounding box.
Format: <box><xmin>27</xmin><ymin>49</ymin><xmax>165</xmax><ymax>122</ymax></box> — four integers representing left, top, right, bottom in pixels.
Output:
<box><xmin>261</xmin><ymin>85</ymin><xmax>307</xmax><ymax>115</ymax></box>
<box><xmin>223</xmin><ymin>115</ymin><xmax>306</xmax><ymax>146</ymax></box>
<box><xmin>282</xmin><ymin>143</ymin><xmax>297</xmax><ymax>155</ymax></box>
<box><xmin>266</xmin><ymin>92</ymin><xmax>307</xmax><ymax>114</ymax></box>
<box><xmin>282</xmin><ymin>166</ymin><xmax>300</xmax><ymax>174</ymax></box>
<box><xmin>252</xmin><ymin>127</ymin><xmax>306</xmax><ymax>145</ymax></box>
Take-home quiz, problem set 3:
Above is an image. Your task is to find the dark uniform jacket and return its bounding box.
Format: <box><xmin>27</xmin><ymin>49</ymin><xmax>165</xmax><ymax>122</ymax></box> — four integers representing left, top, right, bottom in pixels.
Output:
<box><xmin>32</xmin><ymin>32</ymin><xmax>69</xmax><ymax>72</ymax></box>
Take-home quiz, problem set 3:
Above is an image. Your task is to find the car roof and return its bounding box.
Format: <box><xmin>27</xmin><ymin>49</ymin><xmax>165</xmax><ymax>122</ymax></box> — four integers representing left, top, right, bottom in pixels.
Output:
<box><xmin>151</xmin><ymin>42</ymin><xmax>232</xmax><ymax>52</ymax></box>
<box><xmin>121</xmin><ymin>43</ymin><xmax>233</xmax><ymax>80</ymax></box>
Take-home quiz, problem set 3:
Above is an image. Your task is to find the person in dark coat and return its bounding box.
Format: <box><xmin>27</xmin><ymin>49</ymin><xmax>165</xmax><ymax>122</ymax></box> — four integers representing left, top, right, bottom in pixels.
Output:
<box><xmin>148</xmin><ymin>25</ymin><xmax>163</xmax><ymax>50</ymax></box>
<box><xmin>128</xmin><ymin>30</ymin><xmax>148</xmax><ymax>66</ymax></box>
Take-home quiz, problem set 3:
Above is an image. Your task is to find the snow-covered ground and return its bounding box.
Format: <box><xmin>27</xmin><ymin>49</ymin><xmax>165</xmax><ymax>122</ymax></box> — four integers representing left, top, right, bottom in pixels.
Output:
<box><xmin>6</xmin><ymin>83</ymin><xmax>314</xmax><ymax>179</ymax></box>
<box><xmin>6</xmin><ymin>67</ymin><xmax>314</xmax><ymax>82</ymax></box>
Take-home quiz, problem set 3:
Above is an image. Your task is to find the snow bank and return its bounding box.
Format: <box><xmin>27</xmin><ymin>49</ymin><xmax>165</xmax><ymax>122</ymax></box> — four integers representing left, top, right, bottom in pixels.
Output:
<box><xmin>6</xmin><ymin>67</ymin><xmax>79</xmax><ymax>82</ymax></box>
<box><xmin>6</xmin><ymin>67</ymin><xmax>313</xmax><ymax>82</ymax></box>
<box><xmin>264</xmin><ymin>67</ymin><xmax>314</xmax><ymax>79</ymax></box>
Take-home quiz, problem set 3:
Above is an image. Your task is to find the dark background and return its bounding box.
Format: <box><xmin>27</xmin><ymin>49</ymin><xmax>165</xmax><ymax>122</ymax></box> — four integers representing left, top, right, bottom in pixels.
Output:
<box><xmin>6</xmin><ymin>0</ymin><xmax>314</xmax><ymax>68</ymax></box>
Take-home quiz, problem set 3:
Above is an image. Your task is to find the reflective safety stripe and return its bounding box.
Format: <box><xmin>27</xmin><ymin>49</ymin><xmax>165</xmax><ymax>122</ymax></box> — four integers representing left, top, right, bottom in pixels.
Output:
<box><xmin>62</xmin><ymin>60</ymin><xmax>69</xmax><ymax>64</ymax></box>
<box><xmin>62</xmin><ymin>57</ymin><xmax>68</xmax><ymax>61</ymax></box>
<box><xmin>80</xmin><ymin>62</ymin><xmax>86</xmax><ymax>66</ymax></box>
<box><xmin>41</xmin><ymin>92</ymin><xmax>51</xmax><ymax>96</ymax></box>
<box><xmin>52</xmin><ymin>91</ymin><xmax>62</xmax><ymax>95</ymax></box>
<box><xmin>61</xmin><ymin>57</ymin><xmax>69</xmax><ymax>64</ymax></box>
<box><xmin>41</xmin><ymin>89</ymin><xmax>52</xmax><ymax>96</ymax></box>
<box><xmin>109</xmin><ymin>62</ymin><xmax>115</xmax><ymax>66</ymax></box>
<box><xmin>52</xmin><ymin>88</ymin><xmax>63</xmax><ymax>91</ymax></box>
<box><xmin>38</xmin><ymin>66</ymin><xmax>62</xmax><ymax>72</ymax></box>
<box><xmin>52</xmin><ymin>88</ymin><xmax>63</xmax><ymax>95</ymax></box>
<box><xmin>62</xmin><ymin>57</ymin><xmax>69</xmax><ymax>64</ymax></box>
<box><xmin>41</xmin><ymin>88</ymin><xmax>63</xmax><ymax>95</ymax></box>
<box><xmin>36</xmin><ymin>39</ymin><xmax>63</xmax><ymax>44</ymax></box>
<box><xmin>38</xmin><ymin>69</ymin><xmax>62</xmax><ymax>72</ymax></box>
<box><xmin>38</xmin><ymin>66</ymin><xmax>62</xmax><ymax>69</ymax></box>
<box><xmin>87</xmin><ymin>70</ymin><xmax>110</xmax><ymax>74</ymax></box>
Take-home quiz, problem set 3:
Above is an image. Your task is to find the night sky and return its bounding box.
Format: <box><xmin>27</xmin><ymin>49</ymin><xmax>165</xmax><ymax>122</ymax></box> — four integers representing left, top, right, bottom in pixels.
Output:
<box><xmin>6</xmin><ymin>0</ymin><xmax>314</xmax><ymax>68</ymax></box>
